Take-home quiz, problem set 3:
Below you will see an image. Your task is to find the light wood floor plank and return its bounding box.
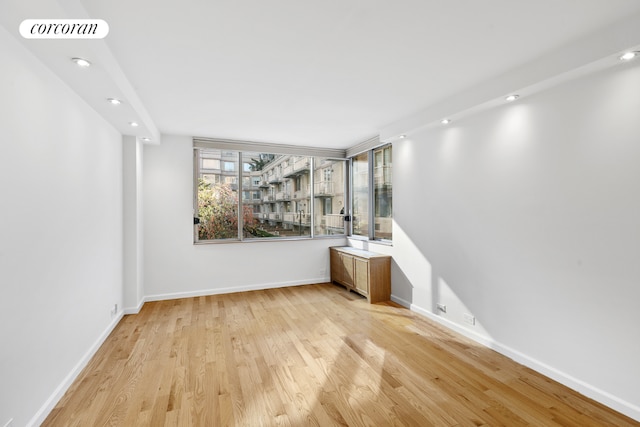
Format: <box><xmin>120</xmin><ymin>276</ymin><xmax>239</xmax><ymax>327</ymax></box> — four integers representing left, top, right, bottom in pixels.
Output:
<box><xmin>42</xmin><ymin>283</ymin><xmax>638</xmax><ymax>426</ymax></box>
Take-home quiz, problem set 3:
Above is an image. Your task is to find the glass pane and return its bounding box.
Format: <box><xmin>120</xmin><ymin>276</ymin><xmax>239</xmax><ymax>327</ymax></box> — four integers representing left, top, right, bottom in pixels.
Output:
<box><xmin>373</xmin><ymin>145</ymin><xmax>392</xmax><ymax>240</ymax></box>
<box><xmin>197</xmin><ymin>149</ymin><xmax>239</xmax><ymax>240</ymax></box>
<box><xmin>314</xmin><ymin>158</ymin><xmax>346</xmax><ymax>236</ymax></box>
<box><xmin>352</xmin><ymin>152</ymin><xmax>369</xmax><ymax>237</ymax></box>
<box><xmin>243</xmin><ymin>153</ymin><xmax>311</xmax><ymax>239</ymax></box>
<box><xmin>241</xmin><ymin>151</ymin><xmax>267</xmax><ymax>239</ymax></box>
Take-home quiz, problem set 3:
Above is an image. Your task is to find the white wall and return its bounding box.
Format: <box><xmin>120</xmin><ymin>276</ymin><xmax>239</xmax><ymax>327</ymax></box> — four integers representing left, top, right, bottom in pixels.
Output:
<box><xmin>123</xmin><ymin>136</ymin><xmax>144</xmax><ymax>312</ymax></box>
<box><xmin>366</xmin><ymin>60</ymin><xmax>640</xmax><ymax>419</ymax></box>
<box><xmin>143</xmin><ymin>135</ymin><xmax>346</xmax><ymax>300</ymax></box>
<box><xmin>0</xmin><ymin>28</ymin><xmax>124</xmax><ymax>427</ymax></box>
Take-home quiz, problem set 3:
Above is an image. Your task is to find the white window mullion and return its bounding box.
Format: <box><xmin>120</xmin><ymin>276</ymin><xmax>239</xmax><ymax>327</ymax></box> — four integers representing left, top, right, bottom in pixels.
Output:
<box><xmin>310</xmin><ymin>157</ymin><xmax>315</xmax><ymax>238</ymax></box>
<box><xmin>238</xmin><ymin>152</ymin><xmax>244</xmax><ymax>240</ymax></box>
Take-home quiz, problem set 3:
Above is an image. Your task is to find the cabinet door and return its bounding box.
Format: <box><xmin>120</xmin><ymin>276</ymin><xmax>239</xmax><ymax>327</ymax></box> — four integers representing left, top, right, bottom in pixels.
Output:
<box><xmin>330</xmin><ymin>249</ymin><xmax>343</xmax><ymax>283</ymax></box>
<box><xmin>341</xmin><ymin>253</ymin><xmax>355</xmax><ymax>287</ymax></box>
<box><xmin>354</xmin><ymin>257</ymin><xmax>369</xmax><ymax>295</ymax></box>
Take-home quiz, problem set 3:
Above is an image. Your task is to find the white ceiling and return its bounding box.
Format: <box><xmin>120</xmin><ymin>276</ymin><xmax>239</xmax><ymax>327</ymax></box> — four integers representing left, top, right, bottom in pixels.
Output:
<box><xmin>3</xmin><ymin>0</ymin><xmax>640</xmax><ymax>148</ymax></box>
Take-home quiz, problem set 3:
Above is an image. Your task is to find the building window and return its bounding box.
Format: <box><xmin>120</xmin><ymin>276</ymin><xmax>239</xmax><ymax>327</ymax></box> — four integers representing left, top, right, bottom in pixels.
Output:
<box><xmin>350</xmin><ymin>144</ymin><xmax>392</xmax><ymax>241</ymax></box>
<box><xmin>195</xmin><ymin>147</ymin><xmax>346</xmax><ymax>242</ymax></box>
<box><xmin>202</xmin><ymin>158</ymin><xmax>220</xmax><ymax>170</ymax></box>
<box><xmin>202</xmin><ymin>173</ymin><xmax>220</xmax><ymax>185</ymax></box>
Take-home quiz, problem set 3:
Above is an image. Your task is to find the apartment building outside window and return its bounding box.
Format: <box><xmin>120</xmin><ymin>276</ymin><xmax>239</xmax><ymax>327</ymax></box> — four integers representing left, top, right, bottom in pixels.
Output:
<box><xmin>351</xmin><ymin>152</ymin><xmax>369</xmax><ymax>237</ymax></box>
<box><xmin>350</xmin><ymin>143</ymin><xmax>392</xmax><ymax>241</ymax></box>
<box><xmin>314</xmin><ymin>158</ymin><xmax>345</xmax><ymax>236</ymax></box>
<box><xmin>194</xmin><ymin>144</ymin><xmax>347</xmax><ymax>242</ymax></box>
<box><xmin>374</xmin><ymin>144</ymin><xmax>392</xmax><ymax>240</ymax></box>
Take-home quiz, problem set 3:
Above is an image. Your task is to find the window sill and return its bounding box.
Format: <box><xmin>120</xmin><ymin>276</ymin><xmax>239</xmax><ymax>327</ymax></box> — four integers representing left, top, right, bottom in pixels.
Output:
<box><xmin>194</xmin><ymin>234</ymin><xmax>347</xmax><ymax>245</ymax></box>
<box><xmin>347</xmin><ymin>236</ymin><xmax>393</xmax><ymax>247</ymax></box>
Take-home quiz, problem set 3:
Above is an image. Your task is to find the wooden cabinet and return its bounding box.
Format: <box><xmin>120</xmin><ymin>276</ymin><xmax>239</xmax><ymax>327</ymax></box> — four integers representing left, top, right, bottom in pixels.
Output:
<box><xmin>330</xmin><ymin>246</ymin><xmax>391</xmax><ymax>303</ymax></box>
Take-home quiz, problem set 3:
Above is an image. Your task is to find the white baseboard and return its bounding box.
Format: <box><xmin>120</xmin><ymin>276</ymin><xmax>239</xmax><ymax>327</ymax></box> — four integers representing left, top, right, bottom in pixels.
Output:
<box><xmin>390</xmin><ymin>294</ymin><xmax>640</xmax><ymax>422</ymax></box>
<box><xmin>124</xmin><ymin>297</ymin><xmax>145</xmax><ymax>315</ymax></box>
<box><xmin>145</xmin><ymin>277</ymin><xmax>330</xmax><ymax>303</ymax></box>
<box><xmin>27</xmin><ymin>310</ymin><xmax>124</xmax><ymax>427</ymax></box>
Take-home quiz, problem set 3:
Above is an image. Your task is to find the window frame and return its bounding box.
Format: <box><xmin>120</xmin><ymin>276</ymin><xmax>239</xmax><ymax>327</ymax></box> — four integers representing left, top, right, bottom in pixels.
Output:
<box><xmin>348</xmin><ymin>142</ymin><xmax>392</xmax><ymax>243</ymax></box>
<box><xmin>193</xmin><ymin>139</ymin><xmax>348</xmax><ymax>244</ymax></box>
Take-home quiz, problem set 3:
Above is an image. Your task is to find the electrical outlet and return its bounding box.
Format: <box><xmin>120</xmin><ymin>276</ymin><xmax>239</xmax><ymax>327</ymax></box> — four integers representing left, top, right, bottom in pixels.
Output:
<box><xmin>111</xmin><ymin>303</ymin><xmax>118</xmax><ymax>315</ymax></box>
<box><xmin>463</xmin><ymin>313</ymin><xmax>475</xmax><ymax>325</ymax></box>
<box><xmin>436</xmin><ymin>303</ymin><xmax>446</xmax><ymax>313</ymax></box>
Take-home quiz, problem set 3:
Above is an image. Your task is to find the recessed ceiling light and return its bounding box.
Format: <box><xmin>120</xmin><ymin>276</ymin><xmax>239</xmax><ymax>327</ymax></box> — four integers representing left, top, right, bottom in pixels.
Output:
<box><xmin>619</xmin><ymin>51</ymin><xmax>638</xmax><ymax>61</ymax></box>
<box><xmin>399</xmin><ymin>134</ymin><xmax>406</xmax><ymax>139</ymax></box>
<box><xmin>107</xmin><ymin>98</ymin><xmax>122</xmax><ymax>105</ymax></box>
<box><xmin>141</xmin><ymin>137</ymin><xmax>151</xmax><ymax>142</ymax></box>
<box><xmin>129</xmin><ymin>121</ymin><xmax>139</xmax><ymax>127</ymax></box>
<box><xmin>505</xmin><ymin>94</ymin><xmax>519</xmax><ymax>102</ymax></box>
<box><xmin>71</xmin><ymin>57</ymin><xmax>91</xmax><ymax>67</ymax></box>
<box><xmin>441</xmin><ymin>118</ymin><xmax>451</xmax><ymax>125</ymax></box>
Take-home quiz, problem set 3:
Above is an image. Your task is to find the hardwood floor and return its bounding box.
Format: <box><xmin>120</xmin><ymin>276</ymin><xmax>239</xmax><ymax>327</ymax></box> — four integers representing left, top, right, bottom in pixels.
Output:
<box><xmin>43</xmin><ymin>283</ymin><xmax>638</xmax><ymax>426</ymax></box>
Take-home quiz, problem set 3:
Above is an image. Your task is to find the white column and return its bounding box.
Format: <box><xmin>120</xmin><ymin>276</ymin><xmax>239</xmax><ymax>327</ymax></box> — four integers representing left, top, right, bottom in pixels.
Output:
<box><xmin>122</xmin><ymin>135</ymin><xmax>144</xmax><ymax>312</ymax></box>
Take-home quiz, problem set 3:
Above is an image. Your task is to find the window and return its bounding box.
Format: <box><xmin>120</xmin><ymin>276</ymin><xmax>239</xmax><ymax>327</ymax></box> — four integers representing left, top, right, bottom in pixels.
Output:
<box><xmin>323</xmin><ymin>198</ymin><xmax>331</xmax><ymax>215</ymax></box>
<box><xmin>197</xmin><ymin>176</ymin><xmax>239</xmax><ymax>240</ymax></box>
<box><xmin>195</xmin><ymin>146</ymin><xmax>346</xmax><ymax>242</ymax></box>
<box><xmin>202</xmin><ymin>173</ymin><xmax>220</xmax><ymax>185</ymax></box>
<box><xmin>314</xmin><ymin>158</ymin><xmax>345</xmax><ymax>236</ymax></box>
<box><xmin>351</xmin><ymin>152</ymin><xmax>369</xmax><ymax>237</ymax></box>
<box><xmin>373</xmin><ymin>145</ymin><xmax>392</xmax><ymax>240</ymax></box>
<box><xmin>350</xmin><ymin>144</ymin><xmax>392</xmax><ymax>241</ymax></box>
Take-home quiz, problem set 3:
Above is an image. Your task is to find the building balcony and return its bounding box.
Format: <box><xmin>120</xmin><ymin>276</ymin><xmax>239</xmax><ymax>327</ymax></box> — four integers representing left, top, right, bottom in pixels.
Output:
<box><xmin>263</xmin><ymin>195</ymin><xmax>275</xmax><ymax>203</ymax></box>
<box><xmin>275</xmin><ymin>192</ymin><xmax>291</xmax><ymax>201</ymax></box>
<box><xmin>283</xmin><ymin>212</ymin><xmax>310</xmax><ymax>225</ymax></box>
<box><xmin>314</xmin><ymin>181</ymin><xmax>334</xmax><ymax>197</ymax></box>
<box><xmin>268</xmin><ymin>212</ymin><xmax>282</xmax><ymax>222</ymax></box>
<box><xmin>374</xmin><ymin>217</ymin><xmax>392</xmax><ymax>239</ymax></box>
<box><xmin>294</xmin><ymin>157</ymin><xmax>310</xmax><ymax>170</ymax></box>
<box><xmin>319</xmin><ymin>214</ymin><xmax>345</xmax><ymax>230</ymax></box>
<box><xmin>283</xmin><ymin>157</ymin><xmax>310</xmax><ymax>178</ymax></box>
<box><xmin>259</xmin><ymin>180</ymin><xmax>270</xmax><ymax>188</ymax></box>
<box><xmin>293</xmin><ymin>187</ymin><xmax>310</xmax><ymax>200</ymax></box>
